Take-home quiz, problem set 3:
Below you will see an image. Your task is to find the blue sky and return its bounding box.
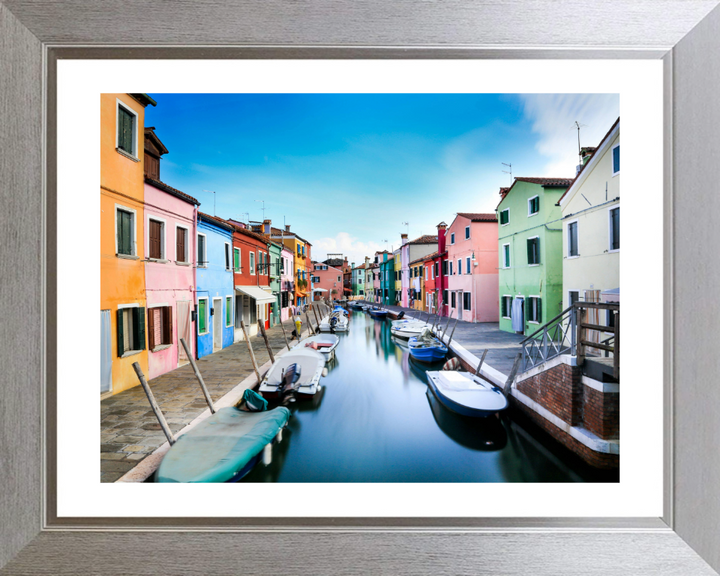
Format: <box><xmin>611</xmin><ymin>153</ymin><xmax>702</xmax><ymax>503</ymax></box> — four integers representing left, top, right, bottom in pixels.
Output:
<box><xmin>145</xmin><ymin>93</ymin><xmax>618</xmax><ymax>265</ymax></box>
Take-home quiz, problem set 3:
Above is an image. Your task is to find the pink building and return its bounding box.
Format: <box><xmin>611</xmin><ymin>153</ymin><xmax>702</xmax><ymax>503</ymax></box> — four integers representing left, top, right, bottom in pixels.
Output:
<box><xmin>280</xmin><ymin>246</ymin><xmax>294</xmax><ymax>321</ymax></box>
<box><xmin>445</xmin><ymin>213</ymin><xmax>499</xmax><ymax>323</ymax></box>
<box><xmin>143</xmin><ymin>176</ymin><xmax>199</xmax><ymax>379</ymax></box>
<box><xmin>312</xmin><ymin>261</ymin><xmax>344</xmax><ymax>302</ymax></box>
<box><xmin>400</xmin><ymin>233</ymin><xmax>438</xmax><ymax>308</ymax></box>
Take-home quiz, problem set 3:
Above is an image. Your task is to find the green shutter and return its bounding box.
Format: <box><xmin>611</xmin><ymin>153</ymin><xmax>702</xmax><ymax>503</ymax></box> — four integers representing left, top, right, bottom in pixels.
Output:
<box><xmin>116</xmin><ymin>309</ymin><xmax>125</xmax><ymax>357</ymax></box>
<box><xmin>118</xmin><ymin>106</ymin><xmax>133</xmax><ymax>153</ymax></box>
<box><xmin>527</xmin><ymin>239</ymin><xmax>532</xmax><ymax>264</ymax></box>
<box><xmin>198</xmin><ymin>300</ymin><xmax>206</xmax><ymax>333</ymax></box>
<box><xmin>226</xmin><ymin>297</ymin><xmax>231</xmax><ymax>326</ymax></box>
<box><xmin>234</xmin><ymin>248</ymin><xmax>240</xmax><ymax>271</ymax></box>
<box><xmin>537</xmin><ymin>298</ymin><xmax>542</xmax><ymax>324</ymax></box>
<box><xmin>118</xmin><ymin>210</ymin><xmax>132</xmax><ymax>255</ymax></box>
<box><xmin>134</xmin><ymin>307</ymin><xmax>146</xmax><ymax>351</ymax></box>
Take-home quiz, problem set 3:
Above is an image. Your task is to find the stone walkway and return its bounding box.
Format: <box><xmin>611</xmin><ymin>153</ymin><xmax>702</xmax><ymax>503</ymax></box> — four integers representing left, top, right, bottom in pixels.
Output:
<box><xmin>100</xmin><ymin>310</ymin><xmax>325</xmax><ymax>482</ymax></box>
<box><xmin>363</xmin><ymin>302</ymin><xmax>525</xmax><ymax>376</ymax></box>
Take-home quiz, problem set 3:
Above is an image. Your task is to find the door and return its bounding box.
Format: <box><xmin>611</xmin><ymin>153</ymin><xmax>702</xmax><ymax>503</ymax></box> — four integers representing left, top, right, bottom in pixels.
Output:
<box><xmin>100</xmin><ymin>310</ymin><xmax>112</xmax><ymax>394</ymax></box>
<box><xmin>177</xmin><ymin>301</ymin><xmax>192</xmax><ymax>365</ymax></box>
<box><xmin>213</xmin><ymin>297</ymin><xmax>223</xmax><ymax>351</ymax></box>
<box><xmin>235</xmin><ymin>294</ymin><xmax>244</xmax><ymax>341</ymax></box>
<box><xmin>511</xmin><ymin>297</ymin><xmax>525</xmax><ymax>334</ymax></box>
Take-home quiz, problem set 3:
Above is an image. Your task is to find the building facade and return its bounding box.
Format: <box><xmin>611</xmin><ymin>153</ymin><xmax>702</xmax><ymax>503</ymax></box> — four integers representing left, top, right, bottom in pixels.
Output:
<box><xmin>399</xmin><ymin>234</ymin><xmax>438</xmax><ymax>308</ymax></box>
<box><xmin>352</xmin><ymin>263</ymin><xmax>366</xmax><ymax>298</ymax></box>
<box><xmin>280</xmin><ymin>246</ymin><xmax>294</xmax><ymax>321</ymax></box>
<box><xmin>311</xmin><ymin>262</ymin><xmax>344</xmax><ymax>301</ymax></box>
<box><xmin>445</xmin><ymin>213</ymin><xmax>499</xmax><ymax>323</ymax></box>
<box><xmin>409</xmin><ymin>256</ymin><xmax>425</xmax><ymax>311</ymax></box>
<box><xmin>380</xmin><ymin>255</ymin><xmax>395</xmax><ymax>305</ymax></box>
<box><xmin>497</xmin><ymin>177</ymin><xmax>573</xmax><ymax>335</ymax></box>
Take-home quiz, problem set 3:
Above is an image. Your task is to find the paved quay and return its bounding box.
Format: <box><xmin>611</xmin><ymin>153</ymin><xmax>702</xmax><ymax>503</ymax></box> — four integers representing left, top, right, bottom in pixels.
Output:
<box><xmin>100</xmin><ymin>312</ymin><xmax>324</xmax><ymax>482</ymax></box>
<box><xmin>362</xmin><ymin>302</ymin><xmax>525</xmax><ymax>376</ymax></box>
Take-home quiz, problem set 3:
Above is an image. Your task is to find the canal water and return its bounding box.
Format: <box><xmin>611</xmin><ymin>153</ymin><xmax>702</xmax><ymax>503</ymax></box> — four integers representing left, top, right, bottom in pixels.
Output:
<box><xmin>242</xmin><ymin>311</ymin><xmax>618</xmax><ymax>483</ymax></box>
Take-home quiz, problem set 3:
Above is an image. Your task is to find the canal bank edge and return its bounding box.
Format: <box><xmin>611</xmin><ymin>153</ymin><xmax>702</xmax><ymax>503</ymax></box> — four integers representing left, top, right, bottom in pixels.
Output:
<box><xmin>438</xmin><ymin>331</ymin><xmax>619</xmax><ymax>469</ymax></box>
<box><xmin>116</xmin><ymin>327</ymin><xmax>314</xmax><ymax>483</ymax></box>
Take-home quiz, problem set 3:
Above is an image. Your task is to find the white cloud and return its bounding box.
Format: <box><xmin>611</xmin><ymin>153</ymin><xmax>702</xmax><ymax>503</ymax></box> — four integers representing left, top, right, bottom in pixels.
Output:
<box><xmin>311</xmin><ymin>232</ymin><xmax>386</xmax><ymax>267</ymax></box>
<box><xmin>520</xmin><ymin>94</ymin><xmax>619</xmax><ymax>177</ymax></box>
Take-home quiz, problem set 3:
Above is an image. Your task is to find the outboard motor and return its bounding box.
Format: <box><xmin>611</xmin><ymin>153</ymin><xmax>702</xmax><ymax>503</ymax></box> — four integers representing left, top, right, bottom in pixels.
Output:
<box><xmin>279</xmin><ymin>363</ymin><xmax>302</xmax><ymax>405</ymax></box>
<box><xmin>397</xmin><ymin>311</ymin><xmax>405</xmax><ymax>320</ymax></box>
<box><xmin>329</xmin><ymin>315</ymin><xmax>338</xmax><ymax>334</ymax></box>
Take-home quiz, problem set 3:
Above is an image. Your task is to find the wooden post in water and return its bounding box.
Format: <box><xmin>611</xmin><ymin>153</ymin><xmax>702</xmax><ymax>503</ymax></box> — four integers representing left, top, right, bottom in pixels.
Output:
<box><xmin>312</xmin><ymin>302</ymin><xmax>321</xmax><ymax>328</ymax></box>
<box><xmin>445</xmin><ymin>314</ymin><xmax>461</xmax><ymax>350</ymax></box>
<box><xmin>475</xmin><ymin>349</ymin><xmax>489</xmax><ymax>377</ymax></box>
<box><xmin>240</xmin><ymin>320</ymin><xmax>262</xmax><ymax>383</ymax></box>
<box><xmin>179</xmin><ymin>338</ymin><xmax>216</xmax><ymax>414</ymax></box>
<box><xmin>503</xmin><ymin>353</ymin><xmax>522</xmax><ymax>398</ymax></box>
<box><xmin>132</xmin><ymin>362</ymin><xmax>176</xmax><ymax>445</ymax></box>
<box><xmin>257</xmin><ymin>320</ymin><xmax>275</xmax><ymax>364</ymax></box>
<box><xmin>278</xmin><ymin>315</ymin><xmax>291</xmax><ymax>350</ymax></box>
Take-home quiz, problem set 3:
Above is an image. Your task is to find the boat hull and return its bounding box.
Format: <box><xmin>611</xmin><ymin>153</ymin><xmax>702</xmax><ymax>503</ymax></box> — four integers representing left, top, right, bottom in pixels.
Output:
<box><xmin>426</xmin><ymin>371</ymin><xmax>508</xmax><ymax>417</ymax></box>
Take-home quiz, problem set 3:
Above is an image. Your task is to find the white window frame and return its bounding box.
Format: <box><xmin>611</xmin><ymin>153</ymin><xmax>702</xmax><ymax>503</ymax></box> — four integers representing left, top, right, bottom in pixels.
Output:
<box><xmin>611</xmin><ymin>143</ymin><xmax>620</xmax><ymax>176</ymax></box>
<box><xmin>197</xmin><ymin>297</ymin><xmax>209</xmax><ymax>335</ymax></box>
<box><xmin>568</xmin><ymin>289</ymin><xmax>581</xmax><ymax>310</ymax></box>
<box><xmin>566</xmin><ymin>218</ymin><xmax>580</xmax><ymax>259</ymax></box>
<box><xmin>450</xmin><ymin>232</ymin><xmax>455</xmax><ymax>245</ymax></box>
<box><xmin>424</xmin><ymin>266</ymin><xmax>428</xmax><ymax>280</ymax></box>
<box><xmin>500</xmin><ymin>208</ymin><xmax>510</xmax><ymax>227</ymax></box>
<box><xmin>502</xmin><ymin>243</ymin><xmax>511</xmax><ymax>268</ymax></box>
<box><xmin>608</xmin><ymin>205</ymin><xmax>620</xmax><ymax>253</ymax></box>
<box><xmin>250</xmin><ymin>251</ymin><xmax>256</xmax><ymax>275</ymax></box>
<box><xmin>528</xmin><ymin>195</ymin><xmax>540</xmax><ymax>217</ymax></box>
<box><xmin>174</xmin><ymin>224</ymin><xmax>190</xmax><ymax>264</ymax></box>
<box><xmin>528</xmin><ymin>295</ymin><xmax>542</xmax><ymax>324</ymax></box>
<box><xmin>114</xmin><ymin>204</ymin><xmax>138</xmax><ymax>258</ymax></box>
<box><xmin>197</xmin><ymin>232</ymin><xmax>207</xmax><ymax>268</ymax></box>
<box><xmin>115</xmin><ymin>98</ymin><xmax>139</xmax><ymax>161</ymax></box>
<box><xmin>501</xmin><ymin>295</ymin><xmax>512</xmax><ymax>319</ymax></box>
<box><xmin>145</xmin><ymin>215</ymin><xmax>166</xmax><ymax>261</ymax></box>
<box><xmin>117</xmin><ymin>303</ymin><xmax>141</xmax><ymax>356</ymax></box>
<box><xmin>225</xmin><ymin>295</ymin><xmax>234</xmax><ymax>328</ymax></box>
<box><xmin>225</xmin><ymin>242</ymin><xmax>232</xmax><ymax>271</ymax></box>
<box><xmin>465</xmin><ymin>225</ymin><xmax>470</xmax><ymax>240</ymax></box>
<box><xmin>448</xmin><ymin>260</ymin><xmax>453</xmax><ymax>276</ymax></box>
<box><xmin>527</xmin><ymin>235</ymin><xmax>540</xmax><ymax>266</ymax></box>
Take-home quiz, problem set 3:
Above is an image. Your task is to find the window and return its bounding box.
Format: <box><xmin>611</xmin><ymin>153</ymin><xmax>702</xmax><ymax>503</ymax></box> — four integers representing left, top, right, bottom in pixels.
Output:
<box><xmin>443</xmin><ymin>290</ymin><xmax>448</xmax><ymax>307</ymax></box>
<box><xmin>609</xmin><ymin>207</ymin><xmax>620</xmax><ymax>251</ymax></box>
<box><xmin>500</xmin><ymin>209</ymin><xmax>509</xmax><ymax>226</ymax></box>
<box><xmin>281</xmin><ymin>291</ymin><xmax>289</xmax><ymax>308</ymax></box>
<box><xmin>466</xmin><ymin>257</ymin><xmax>471</xmax><ymax>274</ymax></box>
<box><xmin>607</xmin><ymin>309</ymin><xmax>617</xmax><ymax>329</ymax></box>
<box><xmin>527</xmin><ymin>237</ymin><xmax>540</xmax><ymax>265</ymax></box>
<box><xmin>233</xmin><ymin>247</ymin><xmax>240</xmax><ymax>272</ymax></box>
<box><xmin>612</xmin><ymin>144</ymin><xmax>620</xmax><ymax>175</ymax></box>
<box><xmin>116</xmin><ymin>206</ymin><xmax>136</xmax><ymax>257</ymax></box>
<box><xmin>338</xmin><ymin>276</ymin><xmax>342</xmax><ymax>282</ymax></box>
<box><xmin>501</xmin><ymin>296</ymin><xmax>512</xmax><ymax>319</ymax></box>
<box><xmin>569</xmin><ymin>291</ymin><xmax>580</xmax><ymax>308</ymax></box>
<box><xmin>225</xmin><ymin>243</ymin><xmax>231</xmax><ymax>271</ymax></box>
<box><xmin>502</xmin><ymin>243</ymin><xmax>511</xmax><ymax>268</ymax></box>
<box><xmin>451</xmin><ymin>232</ymin><xmax>455</xmax><ymax>244</ymax></box>
<box><xmin>528</xmin><ymin>296</ymin><xmax>542</xmax><ymax>323</ymax></box>
<box><xmin>197</xmin><ymin>233</ymin><xmax>207</xmax><ymax>267</ymax></box>
<box><xmin>528</xmin><ymin>195</ymin><xmax>540</xmax><ymax>216</ymax></box>
<box><xmin>226</xmin><ymin>296</ymin><xmax>233</xmax><ymax>327</ymax></box>
<box><xmin>176</xmin><ymin>227</ymin><xmax>188</xmax><ymax>263</ymax></box>
<box><xmin>463</xmin><ymin>292</ymin><xmax>471</xmax><ymax>311</ymax></box>
<box><xmin>148</xmin><ymin>305</ymin><xmax>173</xmax><ymax>351</ymax></box>
<box><xmin>116</xmin><ymin>306</ymin><xmax>145</xmax><ymax>356</ymax></box>
<box><xmin>434</xmin><ymin>262</ymin><xmax>439</xmax><ymax>277</ymax></box>
<box><xmin>250</xmin><ymin>251</ymin><xmax>256</xmax><ymax>275</ymax></box>
<box><xmin>442</xmin><ymin>260</ymin><xmax>447</xmax><ymax>275</ymax></box>
<box><xmin>424</xmin><ymin>267</ymin><xmax>428</xmax><ymax>280</ymax></box>
<box><xmin>448</xmin><ymin>261</ymin><xmax>453</xmax><ymax>275</ymax></box>
<box><xmin>148</xmin><ymin>218</ymin><xmax>164</xmax><ymax>260</ymax></box>
<box><xmin>197</xmin><ymin>298</ymin><xmax>208</xmax><ymax>334</ymax></box>
<box><xmin>568</xmin><ymin>221</ymin><xmax>578</xmax><ymax>257</ymax></box>
<box><xmin>457</xmin><ymin>259</ymin><xmax>462</xmax><ymax>275</ymax></box>
<box><xmin>116</xmin><ymin>101</ymin><xmax>137</xmax><ymax>158</ymax></box>
<box><xmin>451</xmin><ymin>292</ymin><xmax>456</xmax><ymax>308</ymax></box>
<box><xmin>465</xmin><ymin>226</ymin><xmax>470</xmax><ymax>240</ymax></box>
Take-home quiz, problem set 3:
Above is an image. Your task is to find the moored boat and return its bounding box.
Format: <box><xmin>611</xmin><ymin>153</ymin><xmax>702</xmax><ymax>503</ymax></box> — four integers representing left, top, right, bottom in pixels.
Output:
<box><xmin>425</xmin><ymin>369</ymin><xmax>508</xmax><ymax>417</ymax></box>
<box><xmin>258</xmin><ymin>348</ymin><xmax>325</xmax><ymax>399</ymax></box>
<box><xmin>408</xmin><ymin>328</ymin><xmax>448</xmax><ymax>362</ymax></box>
<box><xmin>390</xmin><ymin>321</ymin><xmax>428</xmax><ymax>339</ymax></box>
<box><xmin>368</xmin><ymin>307</ymin><xmax>389</xmax><ymax>319</ymax></box>
<box><xmin>299</xmin><ymin>333</ymin><xmax>340</xmax><ymax>363</ymax></box>
<box><xmin>319</xmin><ymin>311</ymin><xmax>349</xmax><ymax>332</ymax></box>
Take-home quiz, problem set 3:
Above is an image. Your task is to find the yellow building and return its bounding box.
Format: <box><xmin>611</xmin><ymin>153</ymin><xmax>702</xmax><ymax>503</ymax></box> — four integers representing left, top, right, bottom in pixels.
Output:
<box><xmin>100</xmin><ymin>93</ymin><xmax>156</xmax><ymax>396</ymax></box>
<box><xmin>409</xmin><ymin>256</ymin><xmax>425</xmax><ymax>311</ymax></box>
<box><xmin>270</xmin><ymin>225</ymin><xmax>310</xmax><ymax>307</ymax></box>
<box><xmin>393</xmin><ymin>248</ymin><xmax>402</xmax><ymax>304</ymax></box>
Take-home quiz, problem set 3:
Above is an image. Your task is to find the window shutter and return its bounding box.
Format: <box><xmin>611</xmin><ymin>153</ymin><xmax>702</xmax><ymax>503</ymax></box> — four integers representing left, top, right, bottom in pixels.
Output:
<box><xmin>134</xmin><ymin>307</ymin><xmax>146</xmax><ymax>351</ymax></box>
<box><xmin>149</xmin><ymin>220</ymin><xmax>161</xmax><ymax>259</ymax></box>
<box><xmin>116</xmin><ymin>309</ymin><xmax>125</xmax><ymax>357</ymax></box>
<box><xmin>165</xmin><ymin>306</ymin><xmax>173</xmax><ymax>345</ymax></box>
<box><xmin>148</xmin><ymin>308</ymin><xmax>156</xmax><ymax>350</ymax></box>
<box><xmin>527</xmin><ymin>239</ymin><xmax>533</xmax><ymax>264</ymax></box>
<box><xmin>118</xmin><ymin>210</ymin><xmax>132</xmax><ymax>255</ymax></box>
<box><xmin>537</xmin><ymin>298</ymin><xmax>542</xmax><ymax>324</ymax></box>
<box><xmin>176</xmin><ymin>228</ymin><xmax>185</xmax><ymax>262</ymax></box>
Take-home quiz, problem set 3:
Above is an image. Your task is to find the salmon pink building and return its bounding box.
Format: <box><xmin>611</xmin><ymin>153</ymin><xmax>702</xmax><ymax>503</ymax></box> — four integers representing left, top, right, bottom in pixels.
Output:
<box><xmin>446</xmin><ymin>213</ymin><xmax>499</xmax><ymax>322</ymax></box>
<box><xmin>311</xmin><ymin>261</ymin><xmax>344</xmax><ymax>301</ymax></box>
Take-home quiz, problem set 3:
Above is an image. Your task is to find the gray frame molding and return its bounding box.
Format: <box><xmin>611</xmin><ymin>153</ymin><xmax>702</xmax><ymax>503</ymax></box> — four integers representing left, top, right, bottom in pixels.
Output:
<box><xmin>2</xmin><ymin>1</ymin><xmax>720</xmax><ymax>574</ymax></box>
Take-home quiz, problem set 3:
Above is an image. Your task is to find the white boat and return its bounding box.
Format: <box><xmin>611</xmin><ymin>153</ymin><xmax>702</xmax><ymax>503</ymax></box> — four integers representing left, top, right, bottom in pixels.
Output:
<box><xmin>258</xmin><ymin>348</ymin><xmax>325</xmax><ymax>400</ymax></box>
<box><xmin>296</xmin><ymin>333</ymin><xmax>340</xmax><ymax>363</ymax></box>
<box><xmin>390</xmin><ymin>321</ymin><xmax>428</xmax><ymax>339</ymax></box>
<box><xmin>425</xmin><ymin>370</ymin><xmax>508</xmax><ymax>417</ymax></box>
<box><xmin>318</xmin><ymin>311</ymin><xmax>349</xmax><ymax>332</ymax></box>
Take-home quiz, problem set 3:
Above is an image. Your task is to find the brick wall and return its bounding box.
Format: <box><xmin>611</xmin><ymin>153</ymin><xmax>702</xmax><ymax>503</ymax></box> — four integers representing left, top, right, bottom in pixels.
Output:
<box><xmin>516</xmin><ymin>362</ymin><xmax>583</xmax><ymax>426</ymax></box>
<box><xmin>583</xmin><ymin>384</ymin><xmax>619</xmax><ymax>440</ymax></box>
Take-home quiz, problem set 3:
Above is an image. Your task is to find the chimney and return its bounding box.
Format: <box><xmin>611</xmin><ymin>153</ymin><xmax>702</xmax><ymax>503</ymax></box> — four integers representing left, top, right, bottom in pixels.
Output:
<box><xmin>143</xmin><ymin>127</ymin><xmax>168</xmax><ymax>180</ymax></box>
<box><xmin>285</xmin><ymin>224</ymin><xmax>291</xmax><ymax>232</ymax></box>
<box><xmin>436</xmin><ymin>221</ymin><xmax>447</xmax><ymax>254</ymax></box>
<box><xmin>401</xmin><ymin>233</ymin><xmax>408</xmax><ymax>245</ymax></box>
<box><xmin>580</xmin><ymin>146</ymin><xmax>596</xmax><ymax>166</ymax></box>
<box><xmin>263</xmin><ymin>219</ymin><xmax>271</xmax><ymax>235</ymax></box>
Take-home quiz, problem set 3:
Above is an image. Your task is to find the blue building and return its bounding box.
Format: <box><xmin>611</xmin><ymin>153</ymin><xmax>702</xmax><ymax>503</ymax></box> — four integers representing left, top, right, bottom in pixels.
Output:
<box><xmin>196</xmin><ymin>212</ymin><xmax>236</xmax><ymax>358</ymax></box>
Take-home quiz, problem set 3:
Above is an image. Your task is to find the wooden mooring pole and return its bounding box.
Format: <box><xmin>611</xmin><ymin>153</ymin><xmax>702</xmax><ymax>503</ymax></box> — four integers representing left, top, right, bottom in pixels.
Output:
<box><xmin>179</xmin><ymin>338</ymin><xmax>216</xmax><ymax>414</ymax></box>
<box><xmin>312</xmin><ymin>302</ymin><xmax>321</xmax><ymax>328</ymax></box>
<box><xmin>503</xmin><ymin>353</ymin><xmax>522</xmax><ymax>398</ymax></box>
<box><xmin>132</xmin><ymin>362</ymin><xmax>175</xmax><ymax>445</ymax></box>
<box><xmin>475</xmin><ymin>349</ymin><xmax>488</xmax><ymax>377</ymax></box>
<box><xmin>257</xmin><ymin>320</ymin><xmax>275</xmax><ymax>364</ymax></box>
<box><xmin>278</xmin><ymin>315</ymin><xmax>291</xmax><ymax>350</ymax></box>
<box><xmin>240</xmin><ymin>320</ymin><xmax>262</xmax><ymax>383</ymax></box>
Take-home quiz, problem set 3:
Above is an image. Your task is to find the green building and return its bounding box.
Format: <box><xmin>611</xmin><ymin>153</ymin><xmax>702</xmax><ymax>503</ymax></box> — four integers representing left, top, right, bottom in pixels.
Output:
<box><xmin>496</xmin><ymin>177</ymin><xmax>573</xmax><ymax>335</ymax></box>
<box><xmin>380</xmin><ymin>255</ymin><xmax>395</xmax><ymax>305</ymax></box>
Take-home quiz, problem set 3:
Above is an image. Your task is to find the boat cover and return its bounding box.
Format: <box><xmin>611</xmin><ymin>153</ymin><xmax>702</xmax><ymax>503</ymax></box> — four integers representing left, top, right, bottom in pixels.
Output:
<box><xmin>156</xmin><ymin>406</ymin><xmax>290</xmax><ymax>483</ymax></box>
<box><xmin>241</xmin><ymin>388</ymin><xmax>268</xmax><ymax>412</ymax></box>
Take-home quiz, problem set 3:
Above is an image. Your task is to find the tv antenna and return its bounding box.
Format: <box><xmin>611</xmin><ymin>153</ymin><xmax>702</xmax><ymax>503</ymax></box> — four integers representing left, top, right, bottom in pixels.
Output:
<box><xmin>402</xmin><ymin>221</ymin><xmax>409</xmax><ymax>238</ymax></box>
<box><xmin>501</xmin><ymin>162</ymin><xmax>513</xmax><ymax>183</ymax></box>
<box><xmin>240</xmin><ymin>212</ymin><xmax>249</xmax><ymax>224</ymax></box>
<box><xmin>572</xmin><ymin>121</ymin><xmax>588</xmax><ymax>162</ymax></box>
<box><xmin>255</xmin><ymin>199</ymin><xmax>265</xmax><ymax>221</ymax></box>
<box><xmin>202</xmin><ymin>190</ymin><xmax>216</xmax><ymax>216</ymax></box>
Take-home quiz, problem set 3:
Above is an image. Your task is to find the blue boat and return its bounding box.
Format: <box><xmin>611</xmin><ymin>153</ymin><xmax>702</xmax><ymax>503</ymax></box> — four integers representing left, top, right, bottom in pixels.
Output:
<box><xmin>368</xmin><ymin>307</ymin><xmax>389</xmax><ymax>319</ymax></box>
<box><xmin>408</xmin><ymin>330</ymin><xmax>448</xmax><ymax>362</ymax></box>
<box><xmin>426</xmin><ymin>370</ymin><xmax>508</xmax><ymax>418</ymax></box>
<box><xmin>155</xmin><ymin>406</ymin><xmax>290</xmax><ymax>482</ymax></box>
<box><xmin>333</xmin><ymin>305</ymin><xmax>349</xmax><ymax>316</ymax></box>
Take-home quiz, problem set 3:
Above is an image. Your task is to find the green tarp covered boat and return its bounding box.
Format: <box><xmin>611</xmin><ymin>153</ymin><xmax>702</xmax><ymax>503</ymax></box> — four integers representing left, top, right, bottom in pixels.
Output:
<box><xmin>155</xmin><ymin>406</ymin><xmax>291</xmax><ymax>483</ymax></box>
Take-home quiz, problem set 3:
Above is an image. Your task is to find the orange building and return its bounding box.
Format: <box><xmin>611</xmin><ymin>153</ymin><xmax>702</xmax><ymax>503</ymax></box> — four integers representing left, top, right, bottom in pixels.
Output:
<box><xmin>100</xmin><ymin>93</ymin><xmax>157</xmax><ymax>397</ymax></box>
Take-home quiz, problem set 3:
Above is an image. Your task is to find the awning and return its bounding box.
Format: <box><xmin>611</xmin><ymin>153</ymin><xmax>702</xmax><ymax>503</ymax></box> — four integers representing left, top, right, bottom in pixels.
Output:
<box><xmin>234</xmin><ymin>285</ymin><xmax>276</xmax><ymax>303</ymax></box>
<box><xmin>313</xmin><ymin>288</ymin><xmax>328</xmax><ymax>292</ymax></box>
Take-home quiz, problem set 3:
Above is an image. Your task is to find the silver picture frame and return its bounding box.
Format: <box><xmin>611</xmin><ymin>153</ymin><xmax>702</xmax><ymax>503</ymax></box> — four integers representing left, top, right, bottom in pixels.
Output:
<box><xmin>1</xmin><ymin>1</ymin><xmax>719</xmax><ymax>573</ymax></box>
